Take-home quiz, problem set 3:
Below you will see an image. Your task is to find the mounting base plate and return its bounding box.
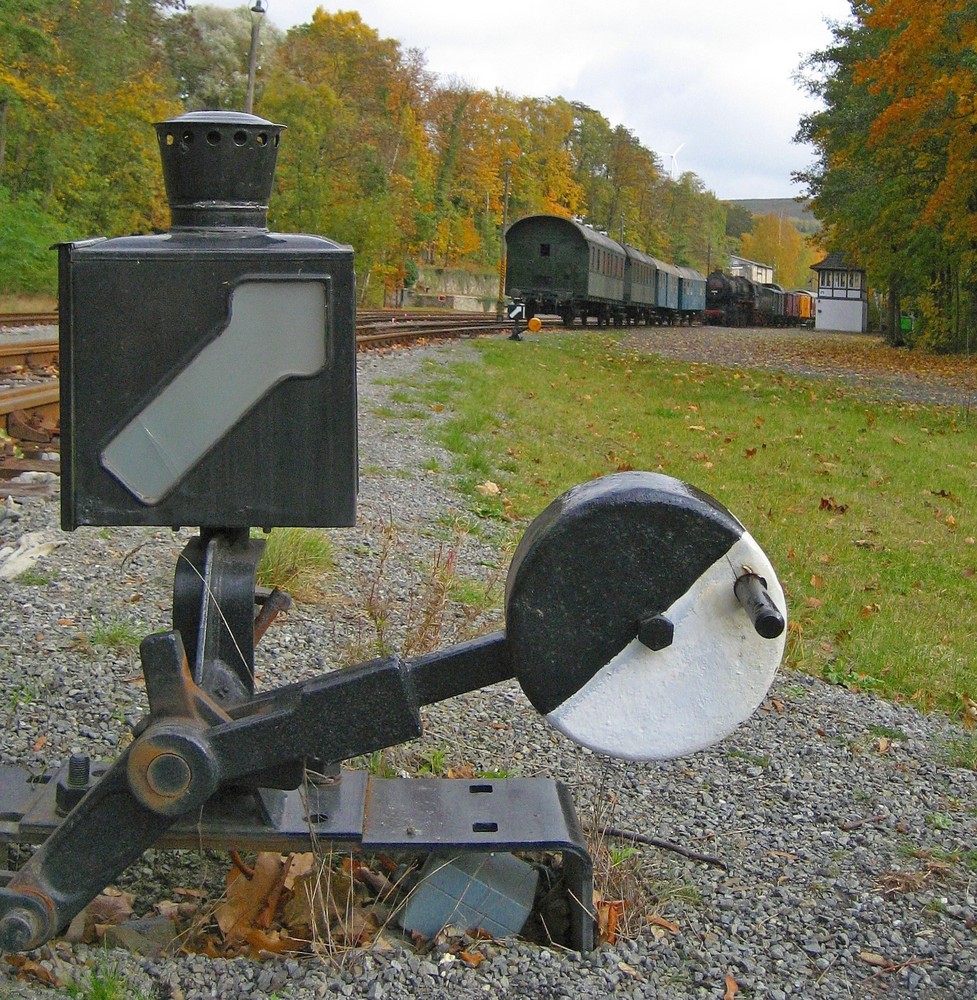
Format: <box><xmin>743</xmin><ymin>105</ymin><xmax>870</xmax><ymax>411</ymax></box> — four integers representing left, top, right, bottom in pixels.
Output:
<box><xmin>0</xmin><ymin>765</ymin><xmax>594</xmax><ymax>951</ymax></box>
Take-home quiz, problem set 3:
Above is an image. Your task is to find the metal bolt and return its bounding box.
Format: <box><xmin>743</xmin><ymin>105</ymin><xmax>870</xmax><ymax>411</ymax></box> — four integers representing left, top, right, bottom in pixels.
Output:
<box><xmin>67</xmin><ymin>752</ymin><xmax>90</xmax><ymax>788</ymax></box>
<box><xmin>638</xmin><ymin>614</ymin><xmax>674</xmax><ymax>651</ymax></box>
<box><xmin>0</xmin><ymin>907</ymin><xmax>41</xmax><ymax>953</ymax></box>
<box><xmin>145</xmin><ymin>753</ymin><xmax>192</xmax><ymax>798</ymax></box>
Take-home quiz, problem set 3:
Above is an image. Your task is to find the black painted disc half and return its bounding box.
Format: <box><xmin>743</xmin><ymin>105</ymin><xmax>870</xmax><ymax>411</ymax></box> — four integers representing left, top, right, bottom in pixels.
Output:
<box><xmin>505</xmin><ymin>472</ymin><xmax>785</xmax><ymax>760</ymax></box>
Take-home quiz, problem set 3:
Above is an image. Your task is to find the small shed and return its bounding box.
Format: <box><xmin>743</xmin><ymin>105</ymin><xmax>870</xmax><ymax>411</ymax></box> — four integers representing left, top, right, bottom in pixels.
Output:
<box><xmin>811</xmin><ymin>253</ymin><xmax>867</xmax><ymax>332</ymax></box>
<box><xmin>729</xmin><ymin>254</ymin><xmax>774</xmax><ymax>284</ymax></box>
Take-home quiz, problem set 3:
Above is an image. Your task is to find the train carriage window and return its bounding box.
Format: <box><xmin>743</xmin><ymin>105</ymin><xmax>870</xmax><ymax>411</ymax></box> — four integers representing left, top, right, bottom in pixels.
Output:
<box><xmin>539</xmin><ymin>243</ymin><xmax>551</xmax><ymax>257</ymax></box>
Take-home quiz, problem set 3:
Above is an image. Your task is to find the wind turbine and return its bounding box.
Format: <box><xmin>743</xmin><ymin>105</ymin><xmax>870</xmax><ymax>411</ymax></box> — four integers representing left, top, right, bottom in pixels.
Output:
<box><xmin>667</xmin><ymin>142</ymin><xmax>685</xmax><ymax>180</ymax></box>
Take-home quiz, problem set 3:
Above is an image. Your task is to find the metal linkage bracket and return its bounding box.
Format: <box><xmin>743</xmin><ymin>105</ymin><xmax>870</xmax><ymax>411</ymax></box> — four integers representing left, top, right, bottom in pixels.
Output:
<box><xmin>0</xmin><ymin>766</ymin><xmax>593</xmax><ymax>952</ymax></box>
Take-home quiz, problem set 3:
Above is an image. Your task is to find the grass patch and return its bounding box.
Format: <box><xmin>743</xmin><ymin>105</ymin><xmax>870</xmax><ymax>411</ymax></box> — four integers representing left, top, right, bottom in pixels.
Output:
<box><xmin>396</xmin><ymin>332</ymin><xmax>977</xmax><ymax>718</ymax></box>
<box><xmin>255</xmin><ymin>528</ymin><xmax>334</xmax><ymax>601</ymax></box>
<box><xmin>944</xmin><ymin>734</ymin><xmax>977</xmax><ymax>770</ymax></box>
<box><xmin>66</xmin><ymin>958</ymin><xmax>150</xmax><ymax>1000</ymax></box>
<box><xmin>726</xmin><ymin>749</ymin><xmax>771</xmax><ymax>768</ymax></box>
<box><xmin>0</xmin><ymin>293</ymin><xmax>57</xmax><ymax>312</ymax></box>
<box><xmin>867</xmin><ymin>723</ymin><xmax>909</xmax><ymax>741</ymax></box>
<box><xmin>90</xmin><ymin>618</ymin><xmax>142</xmax><ymax>650</ymax></box>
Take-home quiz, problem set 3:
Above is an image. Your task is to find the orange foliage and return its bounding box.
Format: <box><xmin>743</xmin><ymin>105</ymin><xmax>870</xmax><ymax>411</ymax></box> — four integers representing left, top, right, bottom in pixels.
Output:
<box><xmin>855</xmin><ymin>2</ymin><xmax>977</xmax><ymax>249</ymax></box>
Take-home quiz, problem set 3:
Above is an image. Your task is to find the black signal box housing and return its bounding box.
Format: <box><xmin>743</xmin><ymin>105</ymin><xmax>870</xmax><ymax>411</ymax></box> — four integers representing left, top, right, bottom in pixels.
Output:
<box><xmin>58</xmin><ymin>112</ymin><xmax>357</xmax><ymax>531</ymax></box>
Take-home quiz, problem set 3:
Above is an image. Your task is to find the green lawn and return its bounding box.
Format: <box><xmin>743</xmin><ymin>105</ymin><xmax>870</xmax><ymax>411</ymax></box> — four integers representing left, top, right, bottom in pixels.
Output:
<box><xmin>400</xmin><ymin>331</ymin><xmax>977</xmax><ymax>719</ymax></box>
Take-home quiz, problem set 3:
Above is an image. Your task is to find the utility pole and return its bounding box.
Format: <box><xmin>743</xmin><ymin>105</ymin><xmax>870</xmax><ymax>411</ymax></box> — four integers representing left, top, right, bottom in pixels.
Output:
<box><xmin>245</xmin><ymin>1</ymin><xmax>267</xmax><ymax>114</ymax></box>
<box><xmin>496</xmin><ymin>159</ymin><xmax>512</xmax><ymax>319</ymax></box>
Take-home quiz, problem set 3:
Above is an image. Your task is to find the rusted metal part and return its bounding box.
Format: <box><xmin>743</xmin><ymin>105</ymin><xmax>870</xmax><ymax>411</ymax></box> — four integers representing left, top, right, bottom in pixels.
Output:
<box><xmin>253</xmin><ymin>587</ymin><xmax>292</xmax><ymax>645</ymax></box>
<box><xmin>0</xmin><ymin>340</ymin><xmax>59</xmax><ymax>368</ymax></box>
<box><xmin>356</xmin><ymin>318</ymin><xmax>527</xmax><ymax>349</ymax></box>
<box><xmin>7</xmin><ymin>405</ymin><xmax>58</xmax><ymax>443</ymax></box>
<box><xmin>0</xmin><ymin>458</ymin><xmax>60</xmax><ymax>479</ymax></box>
<box><xmin>0</xmin><ymin>765</ymin><xmax>595</xmax><ymax>952</ymax></box>
<box><xmin>0</xmin><ymin>385</ymin><xmax>59</xmax><ymax>419</ymax></box>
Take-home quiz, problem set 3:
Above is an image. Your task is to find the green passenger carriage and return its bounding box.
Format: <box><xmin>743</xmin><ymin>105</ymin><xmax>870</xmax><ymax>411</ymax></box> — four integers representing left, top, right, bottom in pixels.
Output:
<box><xmin>505</xmin><ymin>213</ymin><xmax>705</xmax><ymax>327</ymax></box>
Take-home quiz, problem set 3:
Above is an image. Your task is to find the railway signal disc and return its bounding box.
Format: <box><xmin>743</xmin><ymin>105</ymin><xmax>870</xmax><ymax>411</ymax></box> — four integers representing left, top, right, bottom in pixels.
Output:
<box><xmin>505</xmin><ymin>472</ymin><xmax>786</xmax><ymax>760</ymax></box>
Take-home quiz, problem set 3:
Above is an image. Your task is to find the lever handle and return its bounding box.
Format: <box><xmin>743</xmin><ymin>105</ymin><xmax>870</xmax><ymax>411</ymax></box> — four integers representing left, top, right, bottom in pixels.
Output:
<box><xmin>734</xmin><ymin>572</ymin><xmax>785</xmax><ymax>639</ymax></box>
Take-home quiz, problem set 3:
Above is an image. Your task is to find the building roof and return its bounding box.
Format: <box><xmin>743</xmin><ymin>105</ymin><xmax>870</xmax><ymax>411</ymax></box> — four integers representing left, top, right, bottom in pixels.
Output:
<box><xmin>811</xmin><ymin>252</ymin><xmax>863</xmax><ymax>272</ymax></box>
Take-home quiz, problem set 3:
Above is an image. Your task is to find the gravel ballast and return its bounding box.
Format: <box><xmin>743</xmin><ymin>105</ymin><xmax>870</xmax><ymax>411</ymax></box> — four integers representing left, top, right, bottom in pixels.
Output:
<box><xmin>0</xmin><ymin>333</ymin><xmax>974</xmax><ymax>998</ymax></box>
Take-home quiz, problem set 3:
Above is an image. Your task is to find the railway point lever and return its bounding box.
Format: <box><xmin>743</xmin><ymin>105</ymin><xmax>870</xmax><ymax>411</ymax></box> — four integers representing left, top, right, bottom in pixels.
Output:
<box><xmin>0</xmin><ymin>112</ymin><xmax>788</xmax><ymax>955</ymax></box>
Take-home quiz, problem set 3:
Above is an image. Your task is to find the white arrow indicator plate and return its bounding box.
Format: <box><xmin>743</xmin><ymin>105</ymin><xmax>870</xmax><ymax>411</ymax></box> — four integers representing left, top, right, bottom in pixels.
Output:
<box><xmin>101</xmin><ymin>280</ymin><xmax>327</xmax><ymax>505</ymax></box>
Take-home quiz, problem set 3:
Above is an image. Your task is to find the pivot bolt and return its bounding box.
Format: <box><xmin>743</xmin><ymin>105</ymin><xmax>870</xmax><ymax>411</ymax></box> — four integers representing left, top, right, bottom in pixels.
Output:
<box><xmin>145</xmin><ymin>752</ymin><xmax>192</xmax><ymax>798</ymax></box>
<box><xmin>0</xmin><ymin>908</ymin><xmax>39</xmax><ymax>952</ymax></box>
<box><xmin>0</xmin><ymin>891</ymin><xmax>52</xmax><ymax>953</ymax></box>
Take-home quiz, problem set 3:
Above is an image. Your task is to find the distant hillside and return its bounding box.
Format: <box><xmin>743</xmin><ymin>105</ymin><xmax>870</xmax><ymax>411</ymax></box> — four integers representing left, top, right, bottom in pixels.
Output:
<box><xmin>727</xmin><ymin>198</ymin><xmax>821</xmax><ymax>234</ymax></box>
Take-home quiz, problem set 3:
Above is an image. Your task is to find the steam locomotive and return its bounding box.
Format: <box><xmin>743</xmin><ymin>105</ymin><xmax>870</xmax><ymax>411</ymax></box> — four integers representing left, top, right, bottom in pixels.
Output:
<box><xmin>705</xmin><ymin>271</ymin><xmax>815</xmax><ymax>327</ymax></box>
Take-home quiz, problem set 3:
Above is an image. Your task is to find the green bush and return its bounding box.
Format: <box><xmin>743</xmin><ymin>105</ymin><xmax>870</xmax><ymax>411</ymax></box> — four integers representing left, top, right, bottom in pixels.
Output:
<box><xmin>0</xmin><ymin>186</ymin><xmax>68</xmax><ymax>296</ymax></box>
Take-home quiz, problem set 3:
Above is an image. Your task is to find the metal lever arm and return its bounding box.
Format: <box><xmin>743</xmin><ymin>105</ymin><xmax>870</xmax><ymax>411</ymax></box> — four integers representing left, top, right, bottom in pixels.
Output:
<box><xmin>0</xmin><ymin>632</ymin><xmax>513</xmax><ymax>951</ymax></box>
<box><xmin>0</xmin><ymin>750</ymin><xmax>179</xmax><ymax>951</ymax></box>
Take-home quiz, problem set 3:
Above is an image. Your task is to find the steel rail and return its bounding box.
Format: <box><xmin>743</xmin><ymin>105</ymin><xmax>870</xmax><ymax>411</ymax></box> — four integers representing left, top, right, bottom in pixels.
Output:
<box><xmin>0</xmin><ymin>314</ymin><xmax>536</xmax><ymax>442</ymax></box>
<box><xmin>0</xmin><ymin>313</ymin><xmax>59</xmax><ymax>330</ymax></box>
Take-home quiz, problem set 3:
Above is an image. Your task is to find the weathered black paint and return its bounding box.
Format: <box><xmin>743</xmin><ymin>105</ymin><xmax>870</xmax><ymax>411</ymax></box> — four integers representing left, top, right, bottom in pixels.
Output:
<box><xmin>505</xmin><ymin>471</ymin><xmax>746</xmax><ymax>716</ymax></box>
<box><xmin>58</xmin><ymin>112</ymin><xmax>357</xmax><ymax>530</ymax></box>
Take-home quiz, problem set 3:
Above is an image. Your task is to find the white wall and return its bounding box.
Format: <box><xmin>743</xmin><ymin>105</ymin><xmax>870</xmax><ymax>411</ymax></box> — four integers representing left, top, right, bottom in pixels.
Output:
<box><xmin>815</xmin><ymin>297</ymin><xmax>867</xmax><ymax>333</ymax></box>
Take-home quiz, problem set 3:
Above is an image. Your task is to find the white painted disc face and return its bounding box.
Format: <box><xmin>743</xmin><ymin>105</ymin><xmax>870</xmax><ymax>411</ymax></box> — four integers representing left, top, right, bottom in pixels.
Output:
<box><xmin>546</xmin><ymin>532</ymin><xmax>784</xmax><ymax>759</ymax></box>
<box><xmin>505</xmin><ymin>472</ymin><xmax>787</xmax><ymax>761</ymax></box>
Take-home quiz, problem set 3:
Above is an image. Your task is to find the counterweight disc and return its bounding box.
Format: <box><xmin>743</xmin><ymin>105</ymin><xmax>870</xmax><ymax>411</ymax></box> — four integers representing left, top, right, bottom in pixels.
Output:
<box><xmin>505</xmin><ymin>472</ymin><xmax>786</xmax><ymax>760</ymax></box>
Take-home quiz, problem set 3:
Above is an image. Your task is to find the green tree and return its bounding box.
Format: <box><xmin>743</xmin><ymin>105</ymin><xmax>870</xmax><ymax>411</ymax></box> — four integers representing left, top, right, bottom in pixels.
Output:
<box><xmin>724</xmin><ymin>203</ymin><xmax>754</xmax><ymax>243</ymax></box>
<box><xmin>162</xmin><ymin>4</ymin><xmax>284</xmax><ymax>110</ymax></box>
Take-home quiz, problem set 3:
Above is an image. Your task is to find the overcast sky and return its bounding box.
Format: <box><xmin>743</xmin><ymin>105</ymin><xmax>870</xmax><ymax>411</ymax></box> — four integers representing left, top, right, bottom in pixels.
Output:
<box><xmin>193</xmin><ymin>0</ymin><xmax>854</xmax><ymax>200</ymax></box>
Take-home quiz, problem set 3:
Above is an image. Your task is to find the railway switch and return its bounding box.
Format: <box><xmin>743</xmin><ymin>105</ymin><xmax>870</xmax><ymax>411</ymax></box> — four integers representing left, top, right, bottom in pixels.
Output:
<box><xmin>0</xmin><ymin>115</ymin><xmax>788</xmax><ymax>955</ymax></box>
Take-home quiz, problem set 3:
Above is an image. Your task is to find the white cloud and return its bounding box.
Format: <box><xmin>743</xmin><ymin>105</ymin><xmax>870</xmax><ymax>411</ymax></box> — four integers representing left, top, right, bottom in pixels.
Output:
<box><xmin>192</xmin><ymin>0</ymin><xmax>853</xmax><ymax>198</ymax></box>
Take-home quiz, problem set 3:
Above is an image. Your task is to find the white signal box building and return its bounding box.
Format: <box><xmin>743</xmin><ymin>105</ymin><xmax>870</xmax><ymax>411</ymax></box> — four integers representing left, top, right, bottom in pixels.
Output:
<box><xmin>811</xmin><ymin>253</ymin><xmax>867</xmax><ymax>332</ymax></box>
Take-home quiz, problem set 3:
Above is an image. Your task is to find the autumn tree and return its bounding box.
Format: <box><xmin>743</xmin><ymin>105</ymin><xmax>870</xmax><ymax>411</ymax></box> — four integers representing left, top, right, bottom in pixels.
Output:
<box><xmin>261</xmin><ymin>10</ymin><xmax>431</xmax><ymax>301</ymax></box>
<box><xmin>502</xmin><ymin>96</ymin><xmax>583</xmax><ymax>221</ymax></box>
<box><xmin>1</xmin><ymin>3</ymin><xmax>730</xmax><ymax>301</ymax></box>
<box><xmin>661</xmin><ymin>172</ymin><xmax>727</xmax><ymax>273</ymax></box>
<box><xmin>796</xmin><ymin>1</ymin><xmax>977</xmax><ymax>348</ymax></box>
<box><xmin>740</xmin><ymin>214</ymin><xmax>820</xmax><ymax>289</ymax></box>
<box><xmin>0</xmin><ymin>0</ymin><xmax>182</xmax><ymax>294</ymax></box>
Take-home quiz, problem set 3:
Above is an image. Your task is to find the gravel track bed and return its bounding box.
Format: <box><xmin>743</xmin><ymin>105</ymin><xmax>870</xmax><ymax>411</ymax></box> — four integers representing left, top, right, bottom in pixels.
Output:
<box><xmin>0</xmin><ymin>334</ymin><xmax>974</xmax><ymax>998</ymax></box>
<box><xmin>624</xmin><ymin>325</ymin><xmax>977</xmax><ymax>409</ymax></box>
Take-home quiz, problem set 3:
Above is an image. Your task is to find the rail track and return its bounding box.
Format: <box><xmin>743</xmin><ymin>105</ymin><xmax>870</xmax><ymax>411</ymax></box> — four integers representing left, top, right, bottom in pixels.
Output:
<box><xmin>0</xmin><ymin>310</ymin><xmax>534</xmax><ymax>464</ymax></box>
<box><xmin>0</xmin><ymin>311</ymin><xmax>59</xmax><ymax>330</ymax></box>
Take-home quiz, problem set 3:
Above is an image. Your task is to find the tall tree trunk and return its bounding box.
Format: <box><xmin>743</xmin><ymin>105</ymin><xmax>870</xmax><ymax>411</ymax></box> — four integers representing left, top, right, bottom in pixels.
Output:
<box><xmin>886</xmin><ymin>278</ymin><xmax>901</xmax><ymax>345</ymax></box>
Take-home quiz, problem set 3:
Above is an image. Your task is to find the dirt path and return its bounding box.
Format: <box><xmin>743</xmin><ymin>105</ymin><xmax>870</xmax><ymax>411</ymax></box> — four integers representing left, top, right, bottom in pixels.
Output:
<box><xmin>623</xmin><ymin>326</ymin><xmax>977</xmax><ymax>408</ymax></box>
